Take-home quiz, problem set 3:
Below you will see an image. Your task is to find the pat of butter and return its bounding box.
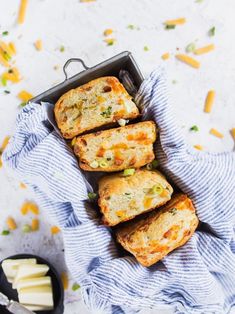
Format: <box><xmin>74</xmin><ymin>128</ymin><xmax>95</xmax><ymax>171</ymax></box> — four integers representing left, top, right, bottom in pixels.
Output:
<box><xmin>18</xmin><ymin>286</ymin><xmax>54</xmax><ymax>307</ymax></box>
<box><xmin>2</xmin><ymin>259</ymin><xmax>37</xmax><ymax>283</ymax></box>
<box><xmin>16</xmin><ymin>276</ymin><xmax>51</xmax><ymax>290</ymax></box>
<box><xmin>13</xmin><ymin>264</ymin><xmax>49</xmax><ymax>289</ymax></box>
<box><xmin>22</xmin><ymin>304</ymin><xmax>54</xmax><ymax>311</ymax></box>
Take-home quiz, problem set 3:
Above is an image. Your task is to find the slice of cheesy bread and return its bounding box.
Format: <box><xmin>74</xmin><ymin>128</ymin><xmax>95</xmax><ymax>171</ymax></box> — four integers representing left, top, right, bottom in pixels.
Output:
<box><xmin>54</xmin><ymin>76</ymin><xmax>139</xmax><ymax>139</ymax></box>
<box><xmin>74</xmin><ymin>121</ymin><xmax>157</xmax><ymax>172</ymax></box>
<box><xmin>116</xmin><ymin>194</ymin><xmax>199</xmax><ymax>267</ymax></box>
<box><xmin>98</xmin><ymin>169</ymin><xmax>173</xmax><ymax>226</ymax></box>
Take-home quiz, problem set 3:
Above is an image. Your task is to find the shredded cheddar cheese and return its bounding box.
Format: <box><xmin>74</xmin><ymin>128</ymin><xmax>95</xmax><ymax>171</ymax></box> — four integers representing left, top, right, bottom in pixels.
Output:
<box><xmin>164</xmin><ymin>18</ymin><xmax>186</xmax><ymax>26</ymax></box>
<box><xmin>194</xmin><ymin>145</ymin><xmax>203</xmax><ymax>151</ymax></box>
<box><xmin>194</xmin><ymin>44</ymin><xmax>215</xmax><ymax>55</ymax></box>
<box><xmin>161</xmin><ymin>52</ymin><xmax>170</xmax><ymax>60</ymax></box>
<box><xmin>18</xmin><ymin>90</ymin><xmax>33</xmax><ymax>102</ymax></box>
<box><xmin>61</xmin><ymin>272</ymin><xmax>69</xmax><ymax>290</ymax></box>
<box><xmin>204</xmin><ymin>90</ymin><xmax>215</xmax><ymax>113</ymax></box>
<box><xmin>231</xmin><ymin>128</ymin><xmax>235</xmax><ymax>140</ymax></box>
<box><xmin>8</xmin><ymin>42</ymin><xmax>16</xmax><ymax>55</ymax></box>
<box><xmin>51</xmin><ymin>226</ymin><xmax>61</xmax><ymax>235</ymax></box>
<box><xmin>34</xmin><ymin>40</ymin><xmax>43</xmax><ymax>51</ymax></box>
<box><xmin>18</xmin><ymin>0</ymin><xmax>28</xmax><ymax>24</ymax></box>
<box><xmin>2</xmin><ymin>67</ymin><xmax>21</xmax><ymax>83</ymax></box>
<box><xmin>7</xmin><ymin>217</ymin><xmax>17</xmax><ymax>230</ymax></box>
<box><xmin>19</xmin><ymin>182</ymin><xmax>27</xmax><ymax>189</ymax></box>
<box><xmin>103</xmin><ymin>29</ymin><xmax>113</xmax><ymax>36</ymax></box>
<box><xmin>175</xmin><ymin>54</ymin><xmax>200</xmax><ymax>69</ymax></box>
<box><xmin>20</xmin><ymin>202</ymin><xmax>39</xmax><ymax>215</ymax></box>
<box><xmin>210</xmin><ymin>128</ymin><xmax>224</xmax><ymax>138</ymax></box>
<box><xmin>31</xmin><ymin>218</ymin><xmax>39</xmax><ymax>231</ymax></box>
<box><xmin>1</xmin><ymin>136</ymin><xmax>10</xmax><ymax>150</ymax></box>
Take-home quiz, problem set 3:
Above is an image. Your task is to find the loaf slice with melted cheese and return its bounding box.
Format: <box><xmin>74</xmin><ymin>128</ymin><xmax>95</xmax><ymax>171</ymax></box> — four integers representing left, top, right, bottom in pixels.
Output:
<box><xmin>54</xmin><ymin>76</ymin><xmax>139</xmax><ymax>139</ymax></box>
<box><xmin>74</xmin><ymin>121</ymin><xmax>157</xmax><ymax>172</ymax></box>
<box><xmin>98</xmin><ymin>169</ymin><xmax>173</xmax><ymax>226</ymax></box>
<box><xmin>116</xmin><ymin>194</ymin><xmax>199</xmax><ymax>267</ymax></box>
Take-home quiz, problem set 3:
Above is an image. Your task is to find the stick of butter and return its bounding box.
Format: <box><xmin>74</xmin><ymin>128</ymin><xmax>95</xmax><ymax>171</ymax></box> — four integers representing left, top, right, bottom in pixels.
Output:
<box><xmin>16</xmin><ymin>276</ymin><xmax>51</xmax><ymax>290</ymax></box>
<box><xmin>1</xmin><ymin>259</ymin><xmax>37</xmax><ymax>283</ymax></box>
<box><xmin>13</xmin><ymin>264</ymin><xmax>49</xmax><ymax>289</ymax></box>
<box><xmin>18</xmin><ymin>286</ymin><xmax>54</xmax><ymax>307</ymax></box>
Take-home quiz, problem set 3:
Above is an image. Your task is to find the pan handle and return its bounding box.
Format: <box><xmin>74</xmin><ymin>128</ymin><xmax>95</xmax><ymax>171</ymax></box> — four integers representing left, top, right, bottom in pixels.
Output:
<box><xmin>63</xmin><ymin>58</ymin><xmax>89</xmax><ymax>80</ymax></box>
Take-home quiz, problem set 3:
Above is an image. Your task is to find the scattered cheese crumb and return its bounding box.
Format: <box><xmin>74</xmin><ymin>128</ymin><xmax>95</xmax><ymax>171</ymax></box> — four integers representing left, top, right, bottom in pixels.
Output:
<box><xmin>61</xmin><ymin>272</ymin><xmax>69</xmax><ymax>290</ymax></box>
<box><xmin>19</xmin><ymin>182</ymin><xmax>27</xmax><ymax>189</ymax></box>
<box><xmin>2</xmin><ymin>67</ymin><xmax>21</xmax><ymax>83</ymax></box>
<box><xmin>175</xmin><ymin>54</ymin><xmax>200</xmax><ymax>69</ymax></box>
<box><xmin>164</xmin><ymin>18</ymin><xmax>186</xmax><ymax>26</ymax></box>
<box><xmin>17</xmin><ymin>90</ymin><xmax>33</xmax><ymax>102</ymax></box>
<box><xmin>194</xmin><ymin>145</ymin><xmax>203</xmax><ymax>150</ymax></box>
<box><xmin>8</xmin><ymin>42</ymin><xmax>16</xmax><ymax>55</ymax></box>
<box><xmin>51</xmin><ymin>226</ymin><xmax>61</xmax><ymax>235</ymax></box>
<box><xmin>31</xmin><ymin>218</ymin><xmax>39</xmax><ymax>231</ymax></box>
<box><xmin>7</xmin><ymin>217</ymin><xmax>17</xmax><ymax>230</ymax></box>
<box><xmin>194</xmin><ymin>44</ymin><xmax>215</xmax><ymax>55</ymax></box>
<box><xmin>34</xmin><ymin>40</ymin><xmax>43</xmax><ymax>51</ymax></box>
<box><xmin>1</xmin><ymin>136</ymin><xmax>10</xmax><ymax>151</ymax></box>
<box><xmin>18</xmin><ymin>0</ymin><xmax>28</xmax><ymax>24</ymax></box>
<box><xmin>204</xmin><ymin>90</ymin><xmax>215</xmax><ymax>113</ymax></box>
<box><xmin>210</xmin><ymin>128</ymin><xmax>224</xmax><ymax>138</ymax></box>
<box><xmin>161</xmin><ymin>53</ymin><xmax>170</xmax><ymax>60</ymax></box>
<box><xmin>230</xmin><ymin>128</ymin><xmax>235</xmax><ymax>140</ymax></box>
<box><xmin>103</xmin><ymin>29</ymin><xmax>113</xmax><ymax>36</ymax></box>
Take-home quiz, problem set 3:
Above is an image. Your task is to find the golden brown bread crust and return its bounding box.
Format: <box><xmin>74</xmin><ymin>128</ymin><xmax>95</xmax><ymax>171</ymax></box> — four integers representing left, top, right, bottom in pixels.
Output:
<box><xmin>54</xmin><ymin>76</ymin><xmax>139</xmax><ymax>139</ymax></box>
<box><xmin>74</xmin><ymin>121</ymin><xmax>157</xmax><ymax>172</ymax></box>
<box><xmin>116</xmin><ymin>194</ymin><xmax>199</xmax><ymax>267</ymax></box>
<box><xmin>98</xmin><ymin>169</ymin><xmax>173</xmax><ymax>226</ymax></box>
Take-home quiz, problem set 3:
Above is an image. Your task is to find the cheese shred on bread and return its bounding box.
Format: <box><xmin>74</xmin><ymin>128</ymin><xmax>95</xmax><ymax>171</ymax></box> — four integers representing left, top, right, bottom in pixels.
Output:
<box><xmin>74</xmin><ymin>121</ymin><xmax>157</xmax><ymax>172</ymax></box>
<box><xmin>98</xmin><ymin>169</ymin><xmax>173</xmax><ymax>226</ymax></box>
<box><xmin>54</xmin><ymin>76</ymin><xmax>139</xmax><ymax>139</ymax></box>
<box><xmin>116</xmin><ymin>194</ymin><xmax>199</xmax><ymax>267</ymax></box>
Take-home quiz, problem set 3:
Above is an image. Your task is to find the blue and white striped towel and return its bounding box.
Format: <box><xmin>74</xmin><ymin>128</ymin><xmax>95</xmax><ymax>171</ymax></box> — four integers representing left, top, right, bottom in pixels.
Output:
<box><xmin>3</xmin><ymin>68</ymin><xmax>235</xmax><ymax>314</ymax></box>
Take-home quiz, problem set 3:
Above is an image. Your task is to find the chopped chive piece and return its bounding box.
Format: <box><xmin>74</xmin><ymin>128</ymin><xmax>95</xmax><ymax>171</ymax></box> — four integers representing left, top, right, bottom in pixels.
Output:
<box><xmin>147</xmin><ymin>159</ymin><xmax>159</xmax><ymax>170</ymax></box>
<box><xmin>107</xmin><ymin>40</ymin><xmax>114</xmax><ymax>46</ymax></box>
<box><xmin>1</xmin><ymin>77</ymin><xmax>7</xmax><ymax>87</ymax></box>
<box><xmin>208</xmin><ymin>26</ymin><xmax>215</xmax><ymax>37</ymax></box>
<box><xmin>165</xmin><ymin>25</ymin><xmax>176</xmax><ymax>30</ymax></box>
<box><xmin>99</xmin><ymin>160</ymin><xmax>108</xmax><ymax>168</ymax></box>
<box><xmin>169</xmin><ymin>208</ymin><xmax>177</xmax><ymax>215</ymax></box>
<box><xmin>144</xmin><ymin>46</ymin><xmax>149</xmax><ymax>51</ymax></box>
<box><xmin>2</xmin><ymin>31</ymin><xmax>9</xmax><ymax>36</ymax></box>
<box><xmin>60</xmin><ymin>45</ymin><xmax>65</xmax><ymax>52</ymax></box>
<box><xmin>19</xmin><ymin>102</ymin><xmax>26</xmax><ymax>107</ymax></box>
<box><xmin>22</xmin><ymin>224</ymin><xmax>32</xmax><ymax>233</ymax></box>
<box><xmin>100</xmin><ymin>106</ymin><xmax>112</xmax><ymax>118</ymax></box>
<box><xmin>151</xmin><ymin>183</ymin><xmax>163</xmax><ymax>195</ymax></box>
<box><xmin>123</xmin><ymin>168</ymin><xmax>135</xmax><ymax>176</ymax></box>
<box><xmin>172</xmin><ymin>80</ymin><xmax>177</xmax><ymax>84</ymax></box>
<box><xmin>72</xmin><ymin>283</ymin><xmax>80</xmax><ymax>291</ymax></box>
<box><xmin>127</xmin><ymin>24</ymin><xmax>135</xmax><ymax>30</ymax></box>
<box><xmin>1</xmin><ymin>230</ymin><xmax>10</xmax><ymax>235</ymax></box>
<box><xmin>88</xmin><ymin>192</ymin><xmax>97</xmax><ymax>200</ymax></box>
<box><xmin>190</xmin><ymin>125</ymin><xmax>199</xmax><ymax>132</ymax></box>
<box><xmin>185</xmin><ymin>43</ymin><xmax>196</xmax><ymax>53</ymax></box>
<box><xmin>4</xmin><ymin>90</ymin><xmax>10</xmax><ymax>94</ymax></box>
<box><xmin>125</xmin><ymin>192</ymin><xmax>131</xmax><ymax>195</ymax></box>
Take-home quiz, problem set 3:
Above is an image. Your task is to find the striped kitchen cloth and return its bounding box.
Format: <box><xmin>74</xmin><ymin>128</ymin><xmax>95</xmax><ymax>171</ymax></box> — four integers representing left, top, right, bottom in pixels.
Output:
<box><xmin>3</xmin><ymin>68</ymin><xmax>235</xmax><ymax>314</ymax></box>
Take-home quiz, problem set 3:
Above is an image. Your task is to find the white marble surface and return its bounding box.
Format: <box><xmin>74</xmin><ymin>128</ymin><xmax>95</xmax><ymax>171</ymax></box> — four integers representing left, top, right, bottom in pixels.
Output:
<box><xmin>0</xmin><ymin>0</ymin><xmax>234</xmax><ymax>313</ymax></box>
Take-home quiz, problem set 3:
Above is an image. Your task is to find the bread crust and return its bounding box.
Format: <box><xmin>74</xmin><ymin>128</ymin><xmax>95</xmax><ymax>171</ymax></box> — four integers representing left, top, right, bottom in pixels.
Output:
<box><xmin>74</xmin><ymin>121</ymin><xmax>157</xmax><ymax>172</ymax></box>
<box><xmin>98</xmin><ymin>169</ymin><xmax>173</xmax><ymax>226</ymax></box>
<box><xmin>54</xmin><ymin>76</ymin><xmax>139</xmax><ymax>139</ymax></box>
<box><xmin>116</xmin><ymin>194</ymin><xmax>199</xmax><ymax>267</ymax></box>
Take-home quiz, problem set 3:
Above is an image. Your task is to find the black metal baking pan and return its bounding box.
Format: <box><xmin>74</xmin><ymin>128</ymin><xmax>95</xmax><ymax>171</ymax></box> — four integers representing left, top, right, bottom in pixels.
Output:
<box><xmin>32</xmin><ymin>51</ymin><xmax>144</xmax><ymax>104</ymax></box>
<box><xmin>0</xmin><ymin>254</ymin><xmax>64</xmax><ymax>314</ymax></box>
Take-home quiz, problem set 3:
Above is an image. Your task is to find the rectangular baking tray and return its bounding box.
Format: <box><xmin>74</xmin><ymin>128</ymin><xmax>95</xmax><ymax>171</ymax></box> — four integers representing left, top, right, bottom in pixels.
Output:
<box><xmin>32</xmin><ymin>51</ymin><xmax>144</xmax><ymax>104</ymax></box>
